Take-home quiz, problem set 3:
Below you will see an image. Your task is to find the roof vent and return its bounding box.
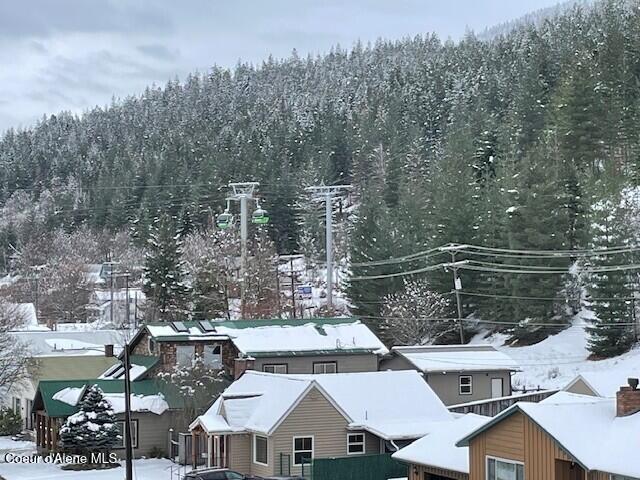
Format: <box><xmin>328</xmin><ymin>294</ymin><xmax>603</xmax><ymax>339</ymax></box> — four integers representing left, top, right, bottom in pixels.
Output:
<box><xmin>629</xmin><ymin>378</ymin><xmax>639</xmax><ymax>390</ymax></box>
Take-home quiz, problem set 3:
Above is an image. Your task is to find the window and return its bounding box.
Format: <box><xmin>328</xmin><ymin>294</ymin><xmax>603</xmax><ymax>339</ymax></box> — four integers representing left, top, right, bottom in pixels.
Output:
<box><xmin>253</xmin><ymin>435</ymin><xmax>268</xmax><ymax>465</ymax></box>
<box><xmin>12</xmin><ymin>397</ymin><xmax>21</xmax><ymax>415</ymax></box>
<box><xmin>114</xmin><ymin>420</ymin><xmax>138</xmax><ymax>449</ymax></box>
<box><xmin>225</xmin><ymin>473</ymin><xmax>245</xmax><ymax>480</ymax></box>
<box><xmin>459</xmin><ymin>375</ymin><xmax>473</xmax><ymax>395</ymax></box>
<box><xmin>347</xmin><ymin>433</ymin><xmax>365</xmax><ymax>455</ymax></box>
<box><xmin>176</xmin><ymin>345</ymin><xmax>195</xmax><ymax>367</ymax></box>
<box><xmin>313</xmin><ymin>362</ymin><xmax>337</xmax><ymax>374</ymax></box>
<box><xmin>293</xmin><ymin>436</ymin><xmax>313</xmax><ymax>465</ymax></box>
<box><xmin>26</xmin><ymin>400</ymin><xmax>33</xmax><ymax>429</ymax></box>
<box><xmin>263</xmin><ymin>364</ymin><xmax>288</xmax><ymax>374</ymax></box>
<box><xmin>203</xmin><ymin>345</ymin><xmax>222</xmax><ymax>369</ymax></box>
<box><xmin>148</xmin><ymin>338</ymin><xmax>157</xmax><ymax>355</ymax></box>
<box><xmin>486</xmin><ymin>457</ymin><xmax>524</xmax><ymax>480</ymax></box>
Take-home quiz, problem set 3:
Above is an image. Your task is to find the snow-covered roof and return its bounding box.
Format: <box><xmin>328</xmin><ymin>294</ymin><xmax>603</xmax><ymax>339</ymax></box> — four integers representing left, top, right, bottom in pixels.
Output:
<box><xmin>191</xmin><ymin>370</ymin><xmax>452</xmax><ymax>440</ymax></box>
<box><xmin>92</xmin><ymin>289</ymin><xmax>145</xmax><ymax>303</ymax></box>
<box><xmin>53</xmin><ymin>386</ymin><xmax>169</xmax><ymax>415</ymax></box>
<box><xmin>564</xmin><ymin>371</ymin><xmax>637</xmax><ymax>398</ymax></box>
<box><xmin>391</xmin><ymin>344</ymin><xmax>519</xmax><ymax>373</ymax></box>
<box><xmin>393</xmin><ymin>414</ymin><xmax>488</xmax><ymax>473</ymax></box>
<box><xmin>10</xmin><ymin>330</ymin><xmax>124</xmax><ymax>356</ymax></box>
<box><xmin>99</xmin><ymin>355</ymin><xmax>159</xmax><ymax>381</ymax></box>
<box><xmin>6</xmin><ymin>302</ymin><xmax>47</xmax><ymax>331</ymax></box>
<box><xmin>144</xmin><ymin>318</ymin><xmax>388</xmax><ymax>356</ymax></box>
<box><xmin>457</xmin><ymin>392</ymin><xmax>640</xmax><ymax>478</ymax></box>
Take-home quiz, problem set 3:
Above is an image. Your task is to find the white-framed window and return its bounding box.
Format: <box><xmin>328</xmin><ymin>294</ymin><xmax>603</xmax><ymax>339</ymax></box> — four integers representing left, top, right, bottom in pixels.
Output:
<box><xmin>313</xmin><ymin>362</ymin><xmax>337</xmax><ymax>374</ymax></box>
<box><xmin>486</xmin><ymin>456</ymin><xmax>524</xmax><ymax>480</ymax></box>
<box><xmin>253</xmin><ymin>434</ymin><xmax>268</xmax><ymax>466</ymax></box>
<box><xmin>12</xmin><ymin>397</ymin><xmax>21</xmax><ymax>414</ymax></box>
<box><xmin>459</xmin><ymin>375</ymin><xmax>473</xmax><ymax>395</ymax></box>
<box><xmin>203</xmin><ymin>344</ymin><xmax>222</xmax><ymax>369</ymax></box>
<box><xmin>347</xmin><ymin>433</ymin><xmax>365</xmax><ymax>455</ymax></box>
<box><xmin>148</xmin><ymin>337</ymin><xmax>157</xmax><ymax>355</ymax></box>
<box><xmin>176</xmin><ymin>345</ymin><xmax>195</xmax><ymax>367</ymax></box>
<box><xmin>114</xmin><ymin>420</ymin><xmax>139</xmax><ymax>449</ymax></box>
<box><xmin>263</xmin><ymin>364</ymin><xmax>288</xmax><ymax>374</ymax></box>
<box><xmin>293</xmin><ymin>436</ymin><xmax>314</xmax><ymax>466</ymax></box>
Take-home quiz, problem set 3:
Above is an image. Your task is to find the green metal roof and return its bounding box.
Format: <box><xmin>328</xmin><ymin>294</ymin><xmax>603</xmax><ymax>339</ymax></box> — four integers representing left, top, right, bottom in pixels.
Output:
<box><xmin>34</xmin><ymin>378</ymin><xmax>184</xmax><ymax>418</ymax></box>
<box><xmin>249</xmin><ymin>348</ymin><xmax>377</xmax><ymax>358</ymax></box>
<box><xmin>145</xmin><ymin>317</ymin><xmax>361</xmax><ymax>340</ymax></box>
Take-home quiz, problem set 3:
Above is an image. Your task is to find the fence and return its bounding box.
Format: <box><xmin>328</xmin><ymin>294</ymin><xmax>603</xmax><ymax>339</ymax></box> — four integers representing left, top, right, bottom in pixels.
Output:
<box><xmin>310</xmin><ymin>454</ymin><xmax>407</xmax><ymax>480</ymax></box>
<box><xmin>448</xmin><ymin>389</ymin><xmax>558</xmax><ymax>417</ymax></box>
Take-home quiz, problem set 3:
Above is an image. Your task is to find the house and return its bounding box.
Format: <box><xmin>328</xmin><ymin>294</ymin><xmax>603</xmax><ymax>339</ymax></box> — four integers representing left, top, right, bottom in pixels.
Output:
<box><xmin>127</xmin><ymin>318</ymin><xmax>387</xmax><ymax>379</ymax></box>
<box><xmin>32</xmin><ymin>378</ymin><xmax>183</xmax><ymax>459</ymax></box>
<box><xmin>393</xmin><ymin>413</ymin><xmax>489</xmax><ymax>480</ymax></box>
<box><xmin>189</xmin><ymin>370</ymin><xmax>453</xmax><ymax>478</ymax></box>
<box><xmin>86</xmin><ymin>288</ymin><xmax>145</xmax><ymax>327</ymax></box>
<box><xmin>3</xmin><ymin>329</ymin><xmax>123</xmax><ymax>429</ymax></box>
<box><xmin>380</xmin><ymin>345</ymin><xmax>519</xmax><ymax>405</ymax></box>
<box><xmin>456</xmin><ymin>381</ymin><xmax>640</xmax><ymax>480</ymax></box>
<box><xmin>563</xmin><ymin>370</ymin><xmax>636</xmax><ymax>398</ymax></box>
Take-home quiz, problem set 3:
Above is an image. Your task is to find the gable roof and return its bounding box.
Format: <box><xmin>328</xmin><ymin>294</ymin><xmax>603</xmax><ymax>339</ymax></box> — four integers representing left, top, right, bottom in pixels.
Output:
<box><xmin>139</xmin><ymin>317</ymin><xmax>388</xmax><ymax>356</ymax></box>
<box><xmin>393</xmin><ymin>413</ymin><xmax>488</xmax><ymax>474</ymax></box>
<box><xmin>456</xmin><ymin>392</ymin><xmax>640</xmax><ymax>478</ymax></box>
<box><xmin>564</xmin><ymin>371</ymin><xmax>636</xmax><ymax>398</ymax></box>
<box><xmin>34</xmin><ymin>378</ymin><xmax>183</xmax><ymax>418</ymax></box>
<box><xmin>11</xmin><ymin>330</ymin><xmax>124</xmax><ymax>357</ymax></box>
<box><xmin>192</xmin><ymin>370</ymin><xmax>452</xmax><ymax>440</ymax></box>
<box><xmin>391</xmin><ymin>344</ymin><xmax>519</xmax><ymax>373</ymax></box>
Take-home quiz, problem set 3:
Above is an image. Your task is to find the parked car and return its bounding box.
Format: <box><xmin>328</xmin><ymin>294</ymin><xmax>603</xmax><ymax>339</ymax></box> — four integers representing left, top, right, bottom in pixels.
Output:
<box><xmin>185</xmin><ymin>469</ymin><xmax>262</xmax><ymax>480</ymax></box>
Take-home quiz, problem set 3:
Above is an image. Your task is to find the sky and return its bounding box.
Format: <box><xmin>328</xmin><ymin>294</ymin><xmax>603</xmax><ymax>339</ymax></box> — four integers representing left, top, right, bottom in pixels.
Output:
<box><xmin>0</xmin><ymin>0</ymin><xmax>562</xmax><ymax>133</ymax></box>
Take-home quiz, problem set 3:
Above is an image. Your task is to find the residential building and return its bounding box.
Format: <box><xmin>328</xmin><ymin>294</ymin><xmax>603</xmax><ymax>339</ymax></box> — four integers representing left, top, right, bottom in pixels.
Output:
<box><xmin>189</xmin><ymin>370</ymin><xmax>453</xmax><ymax>478</ymax></box>
<box><xmin>32</xmin><ymin>378</ymin><xmax>183</xmax><ymax>459</ymax></box>
<box><xmin>456</xmin><ymin>382</ymin><xmax>640</xmax><ymax>480</ymax></box>
<box><xmin>3</xmin><ymin>329</ymin><xmax>123</xmax><ymax>429</ymax></box>
<box><xmin>127</xmin><ymin>318</ymin><xmax>387</xmax><ymax>378</ymax></box>
<box><xmin>86</xmin><ymin>288</ymin><xmax>145</xmax><ymax>327</ymax></box>
<box><xmin>381</xmin><ymin>345</ymin><xmax>519</xmax><ymax>405</ymax></box>
<box><xmin>393</xmin><ymin>413</ymin><xmax>488</xmax><ymax>480</ymax></box>
<box><xmin>563</xmin><ymin>370</ymin><xmax>636</xmax><ymax>398</ymax></box>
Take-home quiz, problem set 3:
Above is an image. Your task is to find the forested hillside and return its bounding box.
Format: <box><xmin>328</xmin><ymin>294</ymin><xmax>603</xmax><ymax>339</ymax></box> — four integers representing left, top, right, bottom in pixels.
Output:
<box><xmin>2</xmin><ymin>0</ymin><xmax>640</xmax><ymax>354</ymax></box>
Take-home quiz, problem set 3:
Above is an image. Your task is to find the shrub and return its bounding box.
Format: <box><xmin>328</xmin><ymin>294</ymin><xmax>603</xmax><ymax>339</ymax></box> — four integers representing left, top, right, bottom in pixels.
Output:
<box><xmin>0</xmin><ymin>407</ymin><xmax>22</xmax><ymax>436</ymax></box>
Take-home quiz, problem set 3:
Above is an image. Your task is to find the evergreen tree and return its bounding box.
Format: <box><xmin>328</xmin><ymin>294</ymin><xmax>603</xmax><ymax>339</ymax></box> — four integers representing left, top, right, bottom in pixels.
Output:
<box><xmin>143</xmin><ymin>215</ymin><xmax>191</xmax><ymax>321</ymax></box>
<box><xmin>59</xmin><ymin>385</ymin><xmax>121</xmax><ymax>455</ymax></box>
<box><xmin>587</xmin><ymin>193</ymin><xmax>638</xmax><ymax>358</ymax></box>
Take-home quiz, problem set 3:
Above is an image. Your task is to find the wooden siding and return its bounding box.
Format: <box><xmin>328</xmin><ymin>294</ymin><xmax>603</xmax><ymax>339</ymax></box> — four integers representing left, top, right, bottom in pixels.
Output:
<box><xmin>252</xmin><ymin>353</ymin><xmax>379</xmax><ymax>374</ymax></box>
<box><xmin>271</xmin><ymin>386</ymin><xmax>351</xmax><ymax>477</ymax></box>
<box><xmin>468</xmin><ymin>411</ymin><xmax>617</xmax><ymax>480</ymax></box>
<box><xmin>408</xmin><ymin>464</ymin><xmax>468</xmax><ymax>480</ymax></box>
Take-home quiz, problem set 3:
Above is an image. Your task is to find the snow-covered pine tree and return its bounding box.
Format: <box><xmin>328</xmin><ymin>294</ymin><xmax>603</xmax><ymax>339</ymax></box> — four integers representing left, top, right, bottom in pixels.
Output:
<box><xmin>587</xmin><ymin>193</ymin><xmax>638</xmax><ymax>358</ymax></box>
<box><xmin>143</xmin><ymin>215</ymin><xmax>191</xmax><ymax>321</ymax></box>
<box><xmin>380</xmin><ymin>278</ymin><xmax>452</xmax><ymax>345</ymax></box>
<box><xmin>59</xmin><ymin>385</ymin><xmax>121</xmax><ymax>456</ymax></box>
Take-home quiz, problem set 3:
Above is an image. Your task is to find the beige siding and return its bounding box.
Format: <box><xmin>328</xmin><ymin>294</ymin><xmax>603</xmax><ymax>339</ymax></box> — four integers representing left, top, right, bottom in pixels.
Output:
<box><xmin>248</xmin><ymin>434</ymin><xmax>273</xmax><ymax>478</ymax></box>
<box><xmin>227</xmin><ymin>434</ymin><xmax>251</xmax><ymax>474</ymax></box>
<box><xmin>252</xmin><ymin>353</ymin><xmax>379</xmax><ymax>374</ymax></box>
<box><xmin>364</xmin><ymin>431</ymin><xmax>380</xmax><ymax>454</ymax></box>
<box><xmin>426</xmin><ymin>371</ymin><xmax>513</xmax><ymax>406</ymax></box>
<box><xmin>271</xmin><ymin>386</ymin><xmax>351</xmax><ymax>477</ymax></box>
<box><xmin>565</xmin><ymin>378</ymin><xmax>598</xmax><ymax>396</ymax></box>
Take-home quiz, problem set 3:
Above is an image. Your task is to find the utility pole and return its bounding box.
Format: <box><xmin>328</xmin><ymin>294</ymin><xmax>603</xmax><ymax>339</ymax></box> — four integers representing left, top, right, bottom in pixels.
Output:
<box><xmin>124</xmin><ymin>272</ymin><xmax>130</xmax><ymax>329</ymax></box>
<box><xmin>438</xmin><ymin>244</ymin><xmax>468</xmax><ymax>345</ymax></box>
<box><xmin>306</xmin><ymin>185</ymin><xmax>351</xmax><ymax>313</ymax></box>
<box><xmin>279</xmin><ymin>254</ymin><xmax>304</xmax><ymax>319</ymax></box>
<box><xmin>228</xmin><ymin>182</ymin><xmax>259</xmax><ymax>317</ymax></box>
<box><xmin>123</xmin><ymin>338</ymin><xmax>133</xmax><ymax>480</ymax></box>
<box><xmin>104</xmin><ymin>261</ymin><xmax>119</xmax><ymax>326</ymax></box>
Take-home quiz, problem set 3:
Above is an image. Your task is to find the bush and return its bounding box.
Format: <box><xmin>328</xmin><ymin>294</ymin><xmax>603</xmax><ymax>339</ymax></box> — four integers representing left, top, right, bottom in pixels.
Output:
<box><xmin>148</xmin><ymin>446</ymin><xmax>166</xmax><ymax>459</ymax></box>
<box><xmin>0</xmin><ymin>407</ymin><xmax>22</xmax><ymax>436</ymax></box>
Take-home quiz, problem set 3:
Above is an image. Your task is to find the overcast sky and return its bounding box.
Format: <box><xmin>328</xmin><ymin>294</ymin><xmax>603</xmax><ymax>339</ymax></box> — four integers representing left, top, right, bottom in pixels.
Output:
<box><xmin>0</xmin><ymin>0</ymin><xmax>561</xmax><ymax>133</ymax></box>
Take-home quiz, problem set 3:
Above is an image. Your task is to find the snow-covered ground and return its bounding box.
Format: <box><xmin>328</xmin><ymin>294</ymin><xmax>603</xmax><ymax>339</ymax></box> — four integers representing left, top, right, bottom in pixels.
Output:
<box><xmin>0</xmin><ymin>436</ymin><xmax>34</xmax><ymax>454</ymax></box>
<box><xmin>471</xmin><ymin>310</ymin><xmax>640</xmax><ymax>390</ymax></box>
<box><xmin>0</xmin><ymin>457</ymin><xmax>187</xmax><ymax>480</ymax></box>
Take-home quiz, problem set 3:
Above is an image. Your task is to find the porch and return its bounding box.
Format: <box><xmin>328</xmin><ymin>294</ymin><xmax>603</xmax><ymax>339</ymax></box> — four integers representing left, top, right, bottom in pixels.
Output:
<box><xmin>190</xmin><ymin>427</ymin><xmax>231</xmax><ymax>469</ymax></box>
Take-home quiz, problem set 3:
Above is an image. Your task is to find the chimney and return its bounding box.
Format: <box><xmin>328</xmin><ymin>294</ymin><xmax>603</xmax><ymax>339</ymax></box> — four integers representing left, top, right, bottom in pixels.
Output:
<box><xmin>104</xmin><ymin>344</ymin><xmax>114</xmax><ymax>357</ymax></box>
<box><xmin>616</xmin><ymin>378</ymin><xmax>640</xmax><ymax>417</ymax></box>
<box><xmin>234</xmin><ymin>356</ymin><xmax>255</xmax><ymax>380</ymax></box>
